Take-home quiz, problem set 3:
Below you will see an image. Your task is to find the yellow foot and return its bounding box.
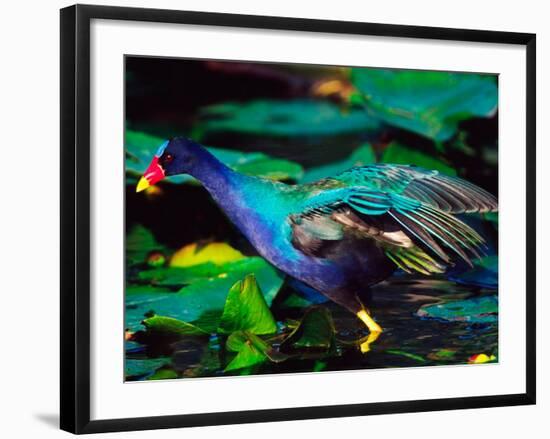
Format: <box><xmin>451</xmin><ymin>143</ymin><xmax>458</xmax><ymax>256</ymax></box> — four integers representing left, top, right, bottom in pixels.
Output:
<box><xmin>359</xmin><ymin>331</ymin><xmax>381</xmax><ymax>353</ymax></box>
<box><xmin>356</xmin><ymin>309</ymin><xmax>383</xmax><ymax>353</ymax></box>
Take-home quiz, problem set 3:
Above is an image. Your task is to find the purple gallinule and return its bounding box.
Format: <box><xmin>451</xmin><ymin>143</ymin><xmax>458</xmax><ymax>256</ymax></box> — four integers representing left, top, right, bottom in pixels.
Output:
<box><xmin>137</xmin><ymin>138</ymin><xmax>497</xmax><ymax>351</ymax></box>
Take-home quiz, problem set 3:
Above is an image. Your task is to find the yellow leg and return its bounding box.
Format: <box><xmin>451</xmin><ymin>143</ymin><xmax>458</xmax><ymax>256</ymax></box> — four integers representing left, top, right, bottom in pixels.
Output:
<box><xmin>356</xmin><ymin>309</ymin><xmax>383</xmax><ymax>353</ymax></box>
<box><xmin>357</xmin><ymin>309</ymin><xmax>383</xmax><ymax>333</ymax></box>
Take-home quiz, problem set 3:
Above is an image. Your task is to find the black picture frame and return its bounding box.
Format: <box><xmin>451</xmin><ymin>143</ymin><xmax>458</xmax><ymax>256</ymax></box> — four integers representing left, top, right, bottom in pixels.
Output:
<box><xmin>60</xmin><ymin>4</ymin><xmax>536</xmax><ymax>434</ymax></box>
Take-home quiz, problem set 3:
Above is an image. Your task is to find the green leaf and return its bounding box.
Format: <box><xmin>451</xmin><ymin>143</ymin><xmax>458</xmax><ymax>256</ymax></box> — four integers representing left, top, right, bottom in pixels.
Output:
<box><xmin>146</xmin><ymin>366</ymin><xmax>179</xmax><ymax>380</ymax></box>
<box><xmin>351</xmin><ymin>68</ymin><xmax>497</xmax><ymax>141</ymax></box>
<box><xmin>301</xmin><ymin>143</ymin><xmax>376</xmax><ymax>183</ymax></box>
<box><xmin>126</xmin><ymin>285</ymin><xmax>172</xmax><ymax>295</ymax></box>
<box><xmin>126</xmin><ymin>130</ymin><xmax>191</xmax><ymax>184</ymax></box>
<box><xmin>125</xmin><ymin>129</ymin><xmax>304</xmax><ymax>183</ymax></box>
<box><xmin>232</xmin><ymin>155</ymin><xmax>304</xmax><ymax>182</ymax></box>
<box><xmin>125</xmin><ymin>256</ymin><xmax>284</xmax><ymax>332</ymax></box>
<box><xmin>428</xmin><ymin>349</ymin><xmax>457</xmax><ymax>361</ymax></box>
<box><xmin>170</xmin><ymin>242</ymin><xmax>245</xmax><ymax>268</ymax></box>
<box><xmin>142</xmin><ymin>315</ymin><xmax>209</xmax><ymax>336</ymax></box>
<box><xmin>224</xmin><ymin>332</ymin><xmax>268</xmax><ymax>372</ymax></box>
<box><xmin>224</xmin><ymin>331</ymin><xmax>288</xmax><ymax>373</ymax></box>
<box><xmin>138</xmin><ymin>263</ymin><xmax>225</xmax><ymax>286</ymax></box>
<box><xmin>386</xmin><ymin>349</ymin><xmax>426</xmax><ymax>363</ymax></box>
<box><xmin>125</xmin><ymin>357</ymin><xmax>171</xmax><ymax>379</ymax></box>
<box><xmin>194</xmin><ymin>99</ymin><xmax>379</xmax><ymax>138</ymax></box>
<box><xmin>313</xmin><ymin>360</ymin><xmax>327</xmax><ymax>372</ymax></box>
<box><xmin>280</xmin><ymin>306</ymin><xmax>335</xmax><ymax>354</ymax></box>
<box><xmin>381</xmin><ymin>141</ymin><xmax>456</xmax><ymax>176</ymax></box>
<box><xmin>125</xmin><ymin>130</ymin><xmax>163</xmax><ymax>170</ymax></box>
<box><xmin>278</xmin><ymin>292</ymin><xmax>317</xmax><ymax>309</ymax></box>
<box><xmin>416</xmin><ymin>295</ymin><xmax>498</xmax><ymax>323</ymax></box>
<box><xmin>217</xmin><ymin>275</ymin><xmax>277</xmax><ymax>335</ymax></box>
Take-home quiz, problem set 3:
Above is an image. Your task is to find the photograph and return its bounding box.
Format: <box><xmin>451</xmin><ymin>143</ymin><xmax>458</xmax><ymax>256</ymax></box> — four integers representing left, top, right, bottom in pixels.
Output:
<box><xmin>124</xmin><ymin>56</ymin><xmax>499</xmax><ymax>381</ymax></box>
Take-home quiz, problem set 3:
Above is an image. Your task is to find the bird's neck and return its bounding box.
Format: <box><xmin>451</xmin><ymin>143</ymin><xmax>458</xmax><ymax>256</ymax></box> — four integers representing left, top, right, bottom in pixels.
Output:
<box><xmin>188</xmin><ymin>149</ymin><xmax>278</xmax><ymax>215</ymax></box>
<box><xmin>189</xmin><ymin>148</ymin><xmax>301</xmax><ymax>271</ymax></box>
<box><xmin>187</xmin><ymin>149</ymin><xmax>237</xmax><ymax>199</ymax></box>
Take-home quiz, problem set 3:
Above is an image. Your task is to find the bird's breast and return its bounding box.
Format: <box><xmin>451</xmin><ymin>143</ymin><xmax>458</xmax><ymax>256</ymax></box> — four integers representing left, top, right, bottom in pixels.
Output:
<box><xmin>205</xmin><ymin>178</ymin><xmax>359</xmax><ymax>290</ymax></box>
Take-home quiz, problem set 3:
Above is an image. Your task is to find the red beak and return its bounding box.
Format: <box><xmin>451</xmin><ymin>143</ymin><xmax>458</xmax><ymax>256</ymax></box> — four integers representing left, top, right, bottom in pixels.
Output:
<box><xmin>136</xmin><ymin>156</ymin><xmax>165</xmax><ymax>192</ymax></box>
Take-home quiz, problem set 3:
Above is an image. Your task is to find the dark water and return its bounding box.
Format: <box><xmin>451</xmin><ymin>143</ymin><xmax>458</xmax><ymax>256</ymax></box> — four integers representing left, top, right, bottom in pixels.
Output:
<box><xmin>263</xmin><ymin>277</ymin><xmax>498</xmax><ymax>374</ymax></box>
<box><xmin>321</xmin><ymin>277</ymin><xmax>498</xmax><ymax>371</ymax></box>
<box><xmin>126</xmin><ymin>276</ymin><xmax>498</xmax><ymax>380</ymax></box>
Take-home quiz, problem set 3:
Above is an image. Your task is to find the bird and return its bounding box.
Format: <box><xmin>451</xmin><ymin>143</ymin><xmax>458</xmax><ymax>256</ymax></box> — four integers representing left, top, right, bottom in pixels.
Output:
<box><xmin>136</xmin><ymin>137</ymin><xmax>498</xmax><ymax>352</ymax></box>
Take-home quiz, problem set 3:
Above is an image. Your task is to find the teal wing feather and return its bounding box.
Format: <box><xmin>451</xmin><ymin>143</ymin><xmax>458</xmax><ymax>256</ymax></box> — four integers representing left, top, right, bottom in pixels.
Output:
<box><xmin>295</xmin><ymin>182</ymin><xmax>489</xmax><ymax>268</ymax></box>
<box><xmin>330</xmin><ymin>164</ymin><xmax>498</xmax><ymax>214</ymax></box>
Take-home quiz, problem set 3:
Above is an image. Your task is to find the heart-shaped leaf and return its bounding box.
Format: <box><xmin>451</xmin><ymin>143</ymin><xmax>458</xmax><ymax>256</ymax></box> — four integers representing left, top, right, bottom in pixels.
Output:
<box><xmin>224</xmin><ymin>331</ymin><xmax>288</xmax><ymax>373</ymax></box>
<box><xmin>280</xmin><ymin>306</ymin><xmax>336</xmax><ymax>354</ymax></box>
<box><xmin>224</xmin><ymin>332</ymin><xmax>268</xmax><ymax>372</ymax></box>
<box><xmin>217</xmin><ymin>275</ymin><xmax>277</xmax><ymax>335</ymax></box>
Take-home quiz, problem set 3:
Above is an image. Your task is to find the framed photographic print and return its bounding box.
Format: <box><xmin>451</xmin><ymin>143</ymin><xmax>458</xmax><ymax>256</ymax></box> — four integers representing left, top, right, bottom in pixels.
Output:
<box><xmin>60</xmin><ymin>4</ymin><xmax>536</xmax><ymax>434</ymax></box>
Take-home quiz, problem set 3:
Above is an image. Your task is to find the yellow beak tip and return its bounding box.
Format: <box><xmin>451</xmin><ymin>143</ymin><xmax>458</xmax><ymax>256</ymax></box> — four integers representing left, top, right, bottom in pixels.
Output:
<box><xmin>136</xmin><ymin>177</ymin><xmax>150</xmax><ymax>193</ymax></box>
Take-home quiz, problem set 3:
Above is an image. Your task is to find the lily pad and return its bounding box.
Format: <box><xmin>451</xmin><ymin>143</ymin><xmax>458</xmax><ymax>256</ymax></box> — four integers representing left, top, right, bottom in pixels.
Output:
<box><xmin>141</xmin><ymin>315</ymin><xmax>209</xmax><ymax>337</ymax></box>
<box><xmin>137</xmin><ymin>263</ymin><xmax>226</xmax><ymax>287</ymax></box>
<box><xmin>193</xmin><ymin>99</ymin><xmax>379</xmax><ymax>138</ymax></box>
<box><xmin>232</xmin><ymin>155</ymin><xmax>304</xmax><ymax>181</ymax></box>
<box><xmin>300</xmin><ymin>143</ymin><xmax>376</xmax><ymax>183</ymax></box>
<box><xmin>416</xmin><ymin>295</ymin><xmax>498</xmax><ymax>323</ymax></box>
<box><xmin>125</xmin><ymin>357</ymin><xmax>171</xmax><ymax>379</ymax></box>
<box><xmin>381</xmin><ymin>141</ymin><xmax>456</xmax><ymax>176</ymax></box>
<box><xmin>351</xmin><ymin>68</ymin><xmax>497</xmax><ymax>141</ymax></box>
<box><xmin>126</xmin><ymin>285</ymin><xmax>172</xmax><ymax>295</ymax></box>
<box><xmin>280</xmin><ymin>306</ymin><xmax>336</xmax><ymax>354</ymax></box>
<box><xmin>427</xmin><ymin>348</ymin><xmax>457</xmax><ymax>361</ymax></box>
<box><xmin>170</xmin><ymin>242</ymin><xmax>245</xmax><ymax>268</ymax></box>
<box><xmin>218</xmin><ymin>275</ymin><xmax>277</xmax><ymax>335</ymax></box>
<box><xmin>125</xmin><ymin>256</ymin><xmax>284</xmax><ymax>332</ymax></box>
<box><xmin>146</xmin><ymin>366</ymin><xmax>179</xmax><ymax>380</ymax></box>
<box><xmin>125</xmin><ymin>130</ymin><xmax>163</xmax><ymax>174</ymax></box>
<box><xmin>126</xmin><ymin>129</ymin><xmax>304</xmax><ymax>183</ymax></box>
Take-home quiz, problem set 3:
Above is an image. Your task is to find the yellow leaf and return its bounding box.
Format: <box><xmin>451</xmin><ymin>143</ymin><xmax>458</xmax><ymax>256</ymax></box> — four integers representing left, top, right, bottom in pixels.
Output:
<box><xmin>170</xmin><ymin>242</ymin><xmax>245</xmax><ymax>268</ymax></box>
<box><xmin>468</xmin><ymin>353</ymin><xmax>496</xmax><ymax>364</ymax></box>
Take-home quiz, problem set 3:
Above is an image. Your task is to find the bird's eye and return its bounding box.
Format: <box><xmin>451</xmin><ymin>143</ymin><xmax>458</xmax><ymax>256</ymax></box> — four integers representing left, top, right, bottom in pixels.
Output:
<box><xmin>163</xmin><ymin>153</ymin><xmax>174</xmax><ymax>165</ymax></box>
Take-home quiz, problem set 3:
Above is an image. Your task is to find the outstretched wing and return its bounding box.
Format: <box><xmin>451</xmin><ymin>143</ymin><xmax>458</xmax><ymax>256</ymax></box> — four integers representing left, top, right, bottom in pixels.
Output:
<box><xmin>331</xmin><ymin>164</ymin><xmax>498</xmax><ymax>214</ymax></box>
<box><xmin>290</xmin><ymin>185</ymin><xmax>488</xmax><ymax>274</ymax></box>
